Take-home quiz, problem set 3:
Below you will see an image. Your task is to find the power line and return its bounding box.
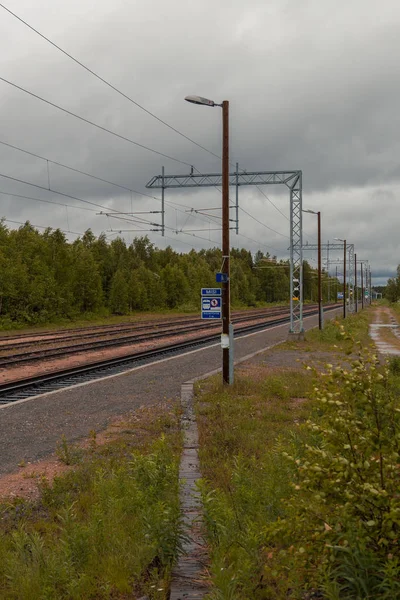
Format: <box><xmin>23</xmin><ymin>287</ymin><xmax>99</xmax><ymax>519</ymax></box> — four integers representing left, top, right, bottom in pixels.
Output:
<box><xmin>0</xmin><ymin>138</ymin><xmax>160</xmax><ymax>200</ymax></box>
<box><xmin>0</xmin><ymin>3</ymin><xmax>304</xmax><ymax>230</ymax></box>
<box><xmin>0</xmin><ymin>3</ymin><xmax>299</xmax><ymax>247</ymax></box>
<box><xmin>0</xmin><ymin>189</ymin><xmax>96</xmax><ymax>212</ymax></box>
<box><xmin>0</xmin><ymin>171</ymin><xmax>124</xmax><ymax>212</ymax></box>
<box><xmin>238</xmin><ymin>206</ymin><xmax>289</xmax><ymax>239</ymax></box>
<box><xmin>0</xmin><ymin>139</ymin><xmax>228</xmax><ymax>232</ymax></box>
<box><xmin>0</xmin><ymin>2</ymin><xmax>223</xmax><ymax>163</ymax></box>
<box><xmin>234</xmin><ymin>232</ymin><xmax>285</xmax><ymax>255</ymax></box>
<box><xmin>255</xmin><ymin>186</ymin><xmax>289</xmax><ymax>222</ymax></box>
<box><xmin>3</xmin><ymin>217</ymin><xmax>82</xmax><ymax>236</ymax></box>
<box><xmin>0</xmin><ymin>76</ymin><xmax>192</xmax><ymax>167</ymax></box>
<box><xmin>107</xmin><ymin>212</ymin><xmax>221</xmax><ymax>246</ymax></box>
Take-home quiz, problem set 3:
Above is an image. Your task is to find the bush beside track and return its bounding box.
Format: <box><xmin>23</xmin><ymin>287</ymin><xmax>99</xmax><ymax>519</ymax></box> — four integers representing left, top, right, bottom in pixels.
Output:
<box><xmin>196</xmin><ymin>310</ymin><xmax>400</xmax><ymax>598</ymax></box>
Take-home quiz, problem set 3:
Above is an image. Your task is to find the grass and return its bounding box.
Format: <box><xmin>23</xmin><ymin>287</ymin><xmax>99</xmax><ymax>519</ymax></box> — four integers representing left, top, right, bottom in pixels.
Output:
<box><xmin>391</xmin><ymin>302</ymin><xmax>400</xmax><ymax>319</ymax></box>
<box><xmin>305</xmin><ymin>310</ymin><xmax>371</xmax><ymax>348</ymax></box>
<box><xmin>196</xmin><ymin>309</ymin><xmax>400</xmax><ymax>599</ymax></box>
<box><xmin>0</xmin><ymin>405</ymin><xmax>182</xmax><ymax>599</ymax></box>
<box><xmin>196</xmin><ymin>369</ymin><xmax>316</xmax><ymax>599</ymax></box>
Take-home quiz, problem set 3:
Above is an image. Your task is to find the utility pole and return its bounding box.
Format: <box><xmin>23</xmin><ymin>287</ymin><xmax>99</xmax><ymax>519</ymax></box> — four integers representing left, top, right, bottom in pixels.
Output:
<box><xmin>221</xmin><ymin>100</ymin><xmax>230</xmax><ymax>384</ymax></box>
<box><xmin>354</xmin><ymin>253</ymin><xmax>358</xmax><ymax>312</ymax></box>
<box><xmin>361</xmin><ymin>262</ymin><xmax>364</xmax><ymax>309</ymax></box>
<box><xmin>317</xmin><ymin>211</ymin><xmax>322</xmax><ymax>329</ymax></box>
<box><xmin>369</xmin><ymin>267</ymin><xmax>372</xmax><ymax>304</ymax></box>
<box><xmin>184</xmin><ymin>95</ymin><xmax>232</xmax><ymax>384</ymax></box>
<box><xmin>327</xmin><ymin>240</ymin><xmax>330</xmax><ymax>302</ymax></box>
<box><xmin>343</xmin><ymin>240</ymin><xmax>347</xmax><ymax>318</ymax></box>
<box><xmin>303</xmin><ymin>209</ymin><xmax>322</xmax><ymax>328</ymax></box>
<box><xmin>336</xmin><ymin>265</ymin><xmax>338</xmax><ymax>301</ymax></box>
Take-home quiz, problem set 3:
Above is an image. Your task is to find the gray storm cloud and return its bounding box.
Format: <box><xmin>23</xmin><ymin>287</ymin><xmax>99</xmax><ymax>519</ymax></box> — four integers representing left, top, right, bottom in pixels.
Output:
<box><xmin>0</xmin><ymin>0</ymin><xmax>399</xmax><ymax>284</ymax></box>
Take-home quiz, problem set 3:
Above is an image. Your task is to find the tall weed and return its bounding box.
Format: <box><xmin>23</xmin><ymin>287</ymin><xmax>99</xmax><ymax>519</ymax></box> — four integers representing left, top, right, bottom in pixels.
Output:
<box><xmin>0</xmin><ymin>435</ymin><xmax>181</xmax><ymax>599</ymax></box>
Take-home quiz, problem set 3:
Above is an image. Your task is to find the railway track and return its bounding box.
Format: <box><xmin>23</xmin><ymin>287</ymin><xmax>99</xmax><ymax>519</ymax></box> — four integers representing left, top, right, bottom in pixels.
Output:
<box><xmin>0</xmin><ymin>304</ymin><xmax>340</xmax><ymax>405</ymax></box>
<box><xmin>0</xmin><ymin>305</ymin><xmax>291</xmax><ymax>349</ymax></box>
<box><xmin>0</xmin><ymin>307</ymin><xmax>304</xmax><ymax>367</ymax></box>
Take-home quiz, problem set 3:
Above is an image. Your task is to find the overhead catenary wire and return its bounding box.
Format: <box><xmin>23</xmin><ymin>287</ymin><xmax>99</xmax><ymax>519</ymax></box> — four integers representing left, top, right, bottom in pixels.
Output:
<box><xmin>0</xmin><ymin>3</ymin><xmax>298</xmax><ymax>249</ymax></box>
<box><xmin>2</xmin><ymin>217</ymin><xmax>82</xmax><ymax>237</ymax></box>
<box><xmin>0</xmin><ymin>76</ymin><xmax>193</xmax><ymax>167</ymax></box>
<box><xmin>0</xmin><ymin>189</ymin><xmax>98</xmax><ymax>213</ymax></box>
<box><xmin>0</xmin><ymin>156</ymin><xmax>291</xmax><ymax>253</ymax></box>
<box><xmin>0</xmin><ymin>85</ymin><xmax>238</xmax><ymax>235</ymax></box>
<box><xmin>0</xmin><ymin>139</ymin><xmax>225</xmax><ymax>232</ymax></box>
<box><xmin>0</xmin><ymin>3</ymin><xmax>300</xmax><ymax>230</ymax></box>
<box><xmin>238</xmin><ymin>206</ymin><xmax>289</xmax><ymax>239</ymax></box>
<box><xmin>0</xmin><ymin>171</ymin><xmax>127</xmax><ymax>213</ymax></box>
<box><xmin>0</xmin><ymin>138</ymin><xmax>160</xmax><ymax>200</ymax></box>
<box><xmin>234</xmin><ymin>232</ymin><xmax>286</xmax><ymax>255</ymax></box>
<box><xmin>0</xmin><ymin>2</ymin><xmax>223</xmax><ymax>163</ymax></box>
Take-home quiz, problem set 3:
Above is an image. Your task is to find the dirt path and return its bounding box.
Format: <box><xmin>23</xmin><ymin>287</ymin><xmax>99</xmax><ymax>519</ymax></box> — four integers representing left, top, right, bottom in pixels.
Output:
<box><xmin>369</xmin><ymin>306</ymin><xmax>400</xmax><ymax>355</ymax></box>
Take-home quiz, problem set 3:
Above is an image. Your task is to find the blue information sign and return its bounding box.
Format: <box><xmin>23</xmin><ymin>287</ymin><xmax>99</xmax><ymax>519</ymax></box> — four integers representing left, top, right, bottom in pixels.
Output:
<box><xmin>201</xmin><ymin>288</ymin><xmax>222</xmax><ymax>296</ymax></box>
<box><xmin>201</xmin><ymin>296</ymin><xmax>222</xmax><ymax>319</ymax></box>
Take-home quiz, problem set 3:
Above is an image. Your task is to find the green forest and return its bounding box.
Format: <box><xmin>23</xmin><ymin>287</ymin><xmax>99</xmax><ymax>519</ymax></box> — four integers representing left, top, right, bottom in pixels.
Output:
<box><xmin>0</xmin><ymin>221</ymin><xmax>336</xmax><ymax>327</ymax></box>
<box><xmin>385</xmin><ymin>266</ymin><xmax>400</xmax><ymax>302</ymax></box>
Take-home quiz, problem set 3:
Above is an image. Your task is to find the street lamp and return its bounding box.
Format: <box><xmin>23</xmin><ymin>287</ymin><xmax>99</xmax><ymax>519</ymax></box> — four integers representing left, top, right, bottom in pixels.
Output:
<box><xmin>334</xmin><ymin>238</ymin><xmax>347</xmax><ymax>319</ymax></box>
<box><xmin>185</xmin><ymin>95</ymin><xmax>231</xmax><ymax>384</ymax></box>
<box><xmin>303</xmin><ymin>209</ymin><xmax>322</xmax><ymax>330</ymax></box>
<box><xmin>358</xmin><ymin>260</ymin><xmax>369</xmax><ymax>309</ymax></box>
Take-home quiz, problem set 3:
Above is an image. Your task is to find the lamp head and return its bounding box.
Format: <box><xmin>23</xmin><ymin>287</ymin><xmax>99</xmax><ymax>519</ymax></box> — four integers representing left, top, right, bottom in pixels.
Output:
<box><xmin>185</xmin><ymin>95</ymin><xmax>215</xmax><ymax>107</ymax></box>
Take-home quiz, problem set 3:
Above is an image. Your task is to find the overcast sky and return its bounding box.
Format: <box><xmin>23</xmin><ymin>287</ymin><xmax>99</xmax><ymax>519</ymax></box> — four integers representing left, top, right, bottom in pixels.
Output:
<box><xmin>0</xmin><ymin>0</ymin><xmax>399</xmax><ymax>285</ymax></box>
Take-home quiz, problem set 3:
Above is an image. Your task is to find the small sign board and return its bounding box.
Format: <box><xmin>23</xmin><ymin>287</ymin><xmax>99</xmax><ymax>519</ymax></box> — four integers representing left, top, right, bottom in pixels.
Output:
<box><xmin>201</xmin><ymin>296</ymin><xmax>221</xmax><ymax>319</ymax></box>
<box><xmin>216</xmin><ymin>272</ymin><xmax>228</xmax><ymax>283</ymax></box>
<box><xmin>337</xmin><ymin>292</ymin><xmax>344</xmax><ymax>300</ymax></box>
<box><xmin>201</xmin><ymin>288</ymin><xmax>222</xmax><ymax>296</ymax></box>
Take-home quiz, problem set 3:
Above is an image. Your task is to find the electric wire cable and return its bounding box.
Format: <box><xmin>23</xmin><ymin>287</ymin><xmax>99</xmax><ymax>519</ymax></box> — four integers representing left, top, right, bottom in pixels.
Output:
<box><xmin>3</xmin><ymin>217</ymin><xmax>82</xmax><ymax>236</ymax></box>
<box><xmin>0</xmin><ymin>171</ymin><xmax>125</xmax><ymax>212</ymax></box>
<box><xmin>234</xmin><ymin>231</ymin><xmax>285</xmax><ymax>255</ymax></box>
<box><xmin>0</xmin><ymin>138</ymin><xmax>160</xmax><ymax>200</ymax></box>
<box><xmin>0</xmin><ymin>189</ymin><xmax>97</xmax><ymax>212</ymax></box>
<box><xmin>0</xmin><ymin>3</ymin><xmax>298</xmax><ymax>229</ymax></box>
<box><xmin>0</xmin><ymin>2</ymin><xmax>223</xmax><ymax>162</ymax></box>
<box><xmin>0</xmin><ymin>4</ymin><xmax>297</xmax><ymax>248</ymax></box>
<box><xmin>0</xmin><ymin>140</ymin><xmax>224</xmax><ymax>231</ymax></box>
<box><xmin>0</xmin><ymin>76</ymin><xmax>192</xmax><ymax>167</ymax></box>
<box><xmin>238</xmin><ymin>206</ymin><xmax>289</xmax><ymax>239</ymax></box>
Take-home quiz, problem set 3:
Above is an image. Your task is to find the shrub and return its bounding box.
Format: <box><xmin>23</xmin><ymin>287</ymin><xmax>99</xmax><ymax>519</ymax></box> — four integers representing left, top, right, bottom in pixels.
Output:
<box><xmin>279</xmin><ymin>327</ymin><xmax>400</xmax><ymax>596</ymax></box>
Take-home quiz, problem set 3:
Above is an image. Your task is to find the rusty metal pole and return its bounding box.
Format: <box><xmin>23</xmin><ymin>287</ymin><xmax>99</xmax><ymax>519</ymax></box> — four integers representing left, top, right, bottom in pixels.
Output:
<box><xmin>361</xmin><ymin>262</ymin><xmax>364</xmax><ymax>310</ymax></box>
<box><xmin>343</xmin><ymin>239</ymin><xmax>347</xmax><ymax>319</ymax></box>
<box><xmin>354</xmin><ymin>253</ymin><xmax>358</xmax><ymax>312</ymax></box>
<box><xmin>221</xmin><ymin>100</ymin><xmax>230</xmax><ymax>384</ymax></box>
<box><xmin>317</xmin><ymin>211</ymin><xmax>322</xmax><ymax>330</ymax></box>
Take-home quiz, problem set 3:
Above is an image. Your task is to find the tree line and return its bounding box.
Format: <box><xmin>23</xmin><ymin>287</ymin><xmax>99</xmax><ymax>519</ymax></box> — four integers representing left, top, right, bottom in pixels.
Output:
<box><xmin>385</xmin><ymin>266</ymin><xmax>400</xmax><ymax>302</ymax></box>
<box><xmin>0</xmin><ymin>221</ymin><xmax>334</xmax><ymax>326</ymax></box>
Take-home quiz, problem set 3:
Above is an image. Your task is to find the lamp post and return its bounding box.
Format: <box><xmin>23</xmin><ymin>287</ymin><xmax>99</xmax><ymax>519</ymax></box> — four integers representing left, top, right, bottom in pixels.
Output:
<box><xmin>358</xmin><ymin>260</ymin><xmax>369</xmax><ymax>309</ymax></box>
<box><xmin>354</xmin><ymin>253</ymin><xmax>358</xmax><ymax>312</ymax></box>
<box><xmin>303</xmin><ymin>209</ymin><xmax>322</xmax><ymax>329</ymax></box>
<box><xmin>334</xmin><ymin>238</ymin><xmax>347</xmax><ymax>319</ymax></box>
<box><xmin>185</xmin><ymin>95</ymin><xmax>231</xmax><ymax>384</ymax></box>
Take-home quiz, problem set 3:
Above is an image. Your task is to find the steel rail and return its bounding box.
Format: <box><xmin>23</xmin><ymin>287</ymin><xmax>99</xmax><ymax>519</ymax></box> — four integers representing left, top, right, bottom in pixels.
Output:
<box><xmin>0</xmin><ymin>305</ymin><xmax>340</xmax><ymax>404</ymax></box>
<box><xmin>0</xmin><ymin>305</ymin><xmax>335</xmax><ymax>367</ymax></box>
<box><xmin>0</xmin><ymin>305</ymin><xmax>295</xmax><ymax>351</ymax></box>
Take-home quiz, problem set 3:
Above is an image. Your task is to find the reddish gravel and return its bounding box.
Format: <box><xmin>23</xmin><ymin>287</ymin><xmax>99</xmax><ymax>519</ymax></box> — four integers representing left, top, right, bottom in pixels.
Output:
<box><xmin>0</xmin><ymin>315</ymin><xmax>273</xmax><ymax>384</ymax></box>
<box><xmin>0</xmin><ymin>306</ymin><xmax>330</xmax><ymax>385</ymax></box>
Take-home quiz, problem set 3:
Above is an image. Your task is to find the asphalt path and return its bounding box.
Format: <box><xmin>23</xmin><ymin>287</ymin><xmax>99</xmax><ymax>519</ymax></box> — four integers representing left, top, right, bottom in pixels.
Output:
<box><xmin>0</xmin><ymin>309</ymin><xmax>341</xmax><ymax>474</ymax></box>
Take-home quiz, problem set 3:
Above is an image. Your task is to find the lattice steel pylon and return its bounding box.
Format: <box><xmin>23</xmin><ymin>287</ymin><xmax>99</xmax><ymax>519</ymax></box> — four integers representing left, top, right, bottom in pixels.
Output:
<box><xmin>146</xmin><ymin>168</ymin><xmax>304</xmax><ymax>333</ymax></box>
<box><xmin>303</xmin><ymin>242</ymin><xmax>355</xmax><ymax>312</ymax></box>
